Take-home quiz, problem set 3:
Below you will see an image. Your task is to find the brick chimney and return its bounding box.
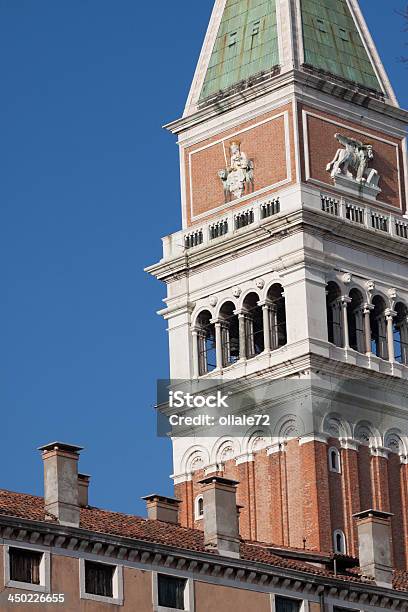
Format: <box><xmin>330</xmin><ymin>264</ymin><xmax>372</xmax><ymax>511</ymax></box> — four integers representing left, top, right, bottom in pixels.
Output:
<box><xmin>78</xmin><ymin>473</ymin><xmax>90</xmax><ymax>508</ymax></box>
<box><xmin>199</xmin><ymin>476</ymin><xmax>240</xmax><ymax>559</ymax></box>
<box><xmin>38</xmin><ymin>442</ymin><xmax>83</xmax><ymax>527</ymax></box>
<box><xmin>354</xmin><ymin>509</ymin><xmax>394</xmax><ymax>588</ymax></box>
<box><xmin>142</xmin><ymin>494</ymin><xmax>180</xmax><ymax>524</ymax></box>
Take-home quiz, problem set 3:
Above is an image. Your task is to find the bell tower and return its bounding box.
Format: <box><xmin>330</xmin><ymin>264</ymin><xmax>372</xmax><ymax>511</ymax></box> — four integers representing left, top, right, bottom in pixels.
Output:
<box><xmin>148</xmin><ymin>0</ymin><xmax>408</xmax><ymax>567</ymax></box>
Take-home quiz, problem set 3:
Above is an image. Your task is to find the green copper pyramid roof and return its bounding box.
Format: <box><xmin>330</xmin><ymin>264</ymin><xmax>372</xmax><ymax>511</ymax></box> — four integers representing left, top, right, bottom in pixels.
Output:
<box><xmin>199</xmin><ymin>0</ymin><xmax>279</xmax><ymax>102</ymax></box>
<box><xmin>301</xmin><ymin>0</ymin><xmax>382</xmax><ymax>92</ymax></box>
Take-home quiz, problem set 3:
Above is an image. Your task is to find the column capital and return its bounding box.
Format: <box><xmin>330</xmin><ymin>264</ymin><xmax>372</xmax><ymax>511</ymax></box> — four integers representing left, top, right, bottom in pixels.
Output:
<box><xmin>234</xmin><ymin>308</ymin><xmax>249</xmax><ymax>318</ymax></box>
<box><xmin>371</xmin><ymin>446</ymin><xmax>389</xmax><ymax>459</ymax></box>
<box><xmin>385</xmin><ymin>308</ymin><xmax>397</xmax><ymax>320</ymax></box>
<box><xmin>340</xmin><ymin>438</ymin><xmax>360</xmax><ymax>452</ymax></box>
<box><xmin>339</xmin><ymin>296</ymin><xmax>352</xmax><ymax>305</ymax></box>
<box><xmin>191</xmin><ymin>326</ymin><xmax>206</xmax><ymax>336</ymax></box>
<box><xmin>266</xmin><ymin>442</ymin><xmax>285</xmax><ymax>455</ymax></box>
<box><xmin>211</xmin><ymin>317</ymin><xmax>228</xmax><ymax>328</ymax></box>
<box><xmin>363</xmin><ymin>303</ymin><xmax>375</xmax><ymax>313</ymax></box>
<box><xmin>298</xmin><ymin>433</ymin><xmax>329</xmax><ymax>446</ymax></box>
<box><xmin>257</xmin><ymin>299</ymin><xmax>274</xmax><ymax>309</ymax></box>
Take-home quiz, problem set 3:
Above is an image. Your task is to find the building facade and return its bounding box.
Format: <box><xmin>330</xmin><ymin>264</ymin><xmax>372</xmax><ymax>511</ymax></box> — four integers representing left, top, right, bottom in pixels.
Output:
<box><xmin>2</xmin><ymin>1</ymin><xmax>408</xmax><ymax>610</ymax></box>
<box><xmin>148</xmin><ymin>0</ymin><xmax>408</xmax><ymax>572</ymax></box>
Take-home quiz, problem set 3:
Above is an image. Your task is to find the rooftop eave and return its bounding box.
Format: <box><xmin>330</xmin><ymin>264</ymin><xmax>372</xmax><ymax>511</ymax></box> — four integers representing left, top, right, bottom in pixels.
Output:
<box><xmin>164</xmin><ymin>68</ymin><xmax>408</xmax><ymax>138</ymax></box>
<box><xmin>0</xmin><ymin>513</ymin><xmax>407</xmax><ymax>601</ymax></box>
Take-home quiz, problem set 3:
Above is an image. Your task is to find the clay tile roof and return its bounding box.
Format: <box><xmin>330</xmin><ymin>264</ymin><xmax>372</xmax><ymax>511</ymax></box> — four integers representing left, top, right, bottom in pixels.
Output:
<box><xmin>0</xmin><ymin>489</ymin><xmax>407</xmax><ymax>591</ymax></box>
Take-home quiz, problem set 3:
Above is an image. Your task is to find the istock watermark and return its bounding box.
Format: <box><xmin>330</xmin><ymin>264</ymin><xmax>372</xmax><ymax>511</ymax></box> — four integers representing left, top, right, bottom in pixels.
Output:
<box><xmin>169</xmin><ymin>389</ymin><xmax>230</xmax><ymax>409</ymax></box>
<box><xmin>156</xmin><ymin>377</ymin><xmax>408</xmax><ymax>442</ymax></box>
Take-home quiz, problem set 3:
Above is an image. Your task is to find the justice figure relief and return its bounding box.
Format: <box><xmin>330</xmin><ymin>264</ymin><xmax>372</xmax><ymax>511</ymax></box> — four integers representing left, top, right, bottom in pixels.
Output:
<box><xmin>218</xmin><ymin>141</ymin><xmax>254</xmax><ymax>201</ymax></box>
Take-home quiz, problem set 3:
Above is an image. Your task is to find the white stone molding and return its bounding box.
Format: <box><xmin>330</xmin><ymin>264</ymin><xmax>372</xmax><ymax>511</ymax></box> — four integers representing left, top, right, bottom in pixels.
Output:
<box><xmin>298</xmin><ymin>433</ymin><xmax>329</xmax><ymax>446</ymax></box>
<box><xmin>370</xmin><ymin>446</ymin><xmax>389</xmax><ymax>459</ymax></box>
<box><xmin>235</xmin><ymin>452</ymin><xmax>255</xmax><ymax>465</ymax></box>
<box><xmin>339</xmin><ymin>438</ymin><xmax>360</xmax><ymax>452</ymax></box>
<box><xmin>266</xmin><ymin>442</ymin><xmax>286</xmax><ymax>455</ymax></box>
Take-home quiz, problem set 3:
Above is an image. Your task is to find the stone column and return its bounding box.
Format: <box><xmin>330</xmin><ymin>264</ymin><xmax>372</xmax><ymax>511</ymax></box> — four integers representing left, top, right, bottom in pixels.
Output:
<box><xmin>340</xmin><ymin>296</ymin><xmax>352</xmax><ymax>349</ymax></box>
<box><xmin>237</xmin><ymin>312</ymin><xmax>247</xmax><ymax>360</ymax></box>
<box><xmin>363</xmin><ymin>304</ymin><xmax>374</xmax><ymax>355</ymax></box>
<box><xmin>191</xmin><ymin>328</ymin><xmax>200</xmax><ymax>378</ymax></box>
<box><xmin>214</xmin><ymin>321</ymin><xmax>224</xmax><ymax>370</ymax></box>
<box><xmin>385</xmin><ymin>309</ymin><xmax>397</xmax><ymax>363</ymax></box>
<box><xmin>259</xmin><ymin>300</ymin><xmax>272</xmax><ymax>352</ymax></box>
<box><xmin>355</xmin><ymin>307</ymin><xmax>365</xmax><ymax>353</ymax></box>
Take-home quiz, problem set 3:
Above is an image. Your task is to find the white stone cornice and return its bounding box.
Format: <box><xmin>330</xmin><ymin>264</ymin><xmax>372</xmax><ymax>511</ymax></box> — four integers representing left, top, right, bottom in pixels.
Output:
<box><xmin>171</xmin><ymin>473</ymin><xmax>192</xmax><ymax>485</ymax></box>
<box><xmin>339</xmin><ymin>438</ymin><xmax>360</xmax><ymax>452</ymax></box>
<box><xmin>204</xmin><ymin>463</ymin><xmax>220</xmax><ymax>475</ymax></box>
<box><xmin>370</xmin><ymin>446</ymin><xmax>389</xmax><ymax>459</ymax></box>
<box><xmin>266</xmin><ymin>443</ymin><xmax>285</xmax><ymax>455</ymax></box>
<box><xmin>235</xmin><ymin>452</ymin><xmax>254</xmax><ymax>466</ymax></box>
<box><xmin>298</xmin><ymin>433</ymin><xmax>329</xmax><ymax>446</ymax></box>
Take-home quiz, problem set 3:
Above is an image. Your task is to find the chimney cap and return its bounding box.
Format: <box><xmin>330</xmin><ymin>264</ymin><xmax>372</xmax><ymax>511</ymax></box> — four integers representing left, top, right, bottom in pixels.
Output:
<box><xmin>142</xmin><ymin>494</ymin><xmax>181</xmax><ymax>506</ymax></box>
<box><xmin>78</xmin><ymin>473</ymin><xmax>91</xmax><ymax>482</ymax></box>
<box><xmin>198</xmin><ymin>476</ymin><xmax>239</xmax><ymax>487</ymax></box>
<box><xmin>353</xmin><ymin>509</ymin><xmax>394</xmax><ymax>521</ymax></box>
<box><xmin>38</xmin><ymin>442</ymin><xmax>84</xmax><ymax>454</ymax></box>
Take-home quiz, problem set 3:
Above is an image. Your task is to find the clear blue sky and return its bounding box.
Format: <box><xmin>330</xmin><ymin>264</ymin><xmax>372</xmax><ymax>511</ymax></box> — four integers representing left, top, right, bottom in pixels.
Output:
<box><xmin>1</xmin><ymin>1</ymin><xmax>407</xmax><ymax>517</ymax></box>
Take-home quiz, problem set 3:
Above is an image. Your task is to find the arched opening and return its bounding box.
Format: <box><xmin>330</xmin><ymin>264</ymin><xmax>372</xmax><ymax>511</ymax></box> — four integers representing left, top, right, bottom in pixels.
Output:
<box><xmin>328</xmin><ymin>447</ymin><xmax>341</xmax><ymax>474</ymax></box>
<box><xmin>195</xmin><ymin>495</ymin><xmax>204</xmax><ymax>520</ymax></box>
<box><xmin>394</xmin><ymin>302</ymin><xmax>408</xmax><ymax>365</ymax></box>
<box><xmin>333</xmin><ymin>529</ymin><xmax>346</xmax><ymax>555</ymax></box>
<box><xmin>266</xmin><ymin>284</ymin><xmax>287</xmax><ymax>350</ymax></box>
<box><xmin>370</xmin><ymin>295</ymin><xmax>388</xmax><ymax>359</ymax></box>
<box><xmin>326</xmin><ymin>282</ymin><xmax>342</xmax><ymax>347</ymax></box>
<box><xmin>195</xmin><ymin>310</ymin><xmax>216</xmax><ymax>376</ymax></box>
<box><xmin>242</xmin><ymin>292</ymin><xmax>264</xmax><ymax>358</ymax></box>
<box><xmin>347</xmin><ymin>288</ymin><xmax>365</xmax><ymax>353</ymax></box>
<box><xmin>219</xmin><ymin>301</ymin><xmax>240</xmax><ymax>367</ymax></box>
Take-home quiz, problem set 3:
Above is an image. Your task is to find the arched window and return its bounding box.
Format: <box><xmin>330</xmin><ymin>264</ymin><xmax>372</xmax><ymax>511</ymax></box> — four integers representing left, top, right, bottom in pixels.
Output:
<box><xmin>394</xmin><ymin>302</ymin><xmax>408</xmax><ymax>365</ymax></box>
<box><xmin>195</xmin><ymin>310</ymin><xmax>216</xmax><ymax>376</ymax></box>
<box><xmin>328</xmin><ymin>447</ymin><xmax>341</xmax><ymax>474</ymax></box>
<box><xmin>219</xmin><ymin>301</ymin><xmax>240</xmax><ymax>367</ymax></box>
<box><xmin>242</xmin><ymin>292</ymin><xmax>264</xmax><ymax>358</ymax></box>
<box><xmin>266</xmin><ymin>284</ymin><xmax>287</xmax><ymax>350</ymax></box>
<box><xmin>195</xmin><ymin>495</ymin><xmax>204</xmax><ymax>520</ymax></box>
<box><xmin>333</xmin><ymin>529</ymin><xmax>346</xmax><ymax>555</ymax></box>
<box><xmin>326</xmin><ymin>282</ymin><xmax>342</xmax><ymax>347</ymax></box>
<box><xmin>347</xmin><ymin>289</ymin><xmax>365</xmax><ymax>353</ymax></box>
<box><xmin>370</xmin><ymin>296</ymin><xmax>388</xmax><ymax>359</ymax></box>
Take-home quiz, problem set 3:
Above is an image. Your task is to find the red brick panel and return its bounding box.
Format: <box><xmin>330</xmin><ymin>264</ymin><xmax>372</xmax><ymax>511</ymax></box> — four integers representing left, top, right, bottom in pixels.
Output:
<box><xmin>302</xmin><ymin>107</ymin><xmax>404</xmax><ymax>210</ymax></box>
<box><xmin>301</xmin><ymin>441</ymin><xmax>332</xmax><ymax>552</ymax></box>
<box><xmin>184</xmin><ymin>104</ymin><xmax>297</xmax><ymax>226</ymax></box>
<box><xmin>358</xmin><ymin>446</ymin><xmax>373</xmax><ymax>512</ymax></box>
<box><xmin>371</xmin><ymin>455</ymin><xmax>390</xmax><ymax>512</ymax></box>
<box><xmin>389</xmin><ymin>454</ymin><xmax>405</xmax><ymax>569</ymax></box>
<box><xmin>340</xmin><ymin>448</ymin><xmax>361</xmax><ymax>558</ymax></box>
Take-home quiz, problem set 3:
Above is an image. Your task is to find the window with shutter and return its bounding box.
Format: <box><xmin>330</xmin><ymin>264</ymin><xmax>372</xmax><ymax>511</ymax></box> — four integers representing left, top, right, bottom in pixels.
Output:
<box><xmin>9</xmin><ymin>548</ymin><xmax>42</xmax><ymax>585</ymax></box>
<box><xmin>84</xmin><ymin>561</ymin><xmax>114</xmax><ymax>598</ymax></box>
<box><xmin>275</xmin><ymin>596</ymin><xmax>301</xmax><ymax>612</ymax></box>
<box><xmin>158</xmin><ymin>574</ymin><xmax>187</xmax><ymax>610</ymax></box>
